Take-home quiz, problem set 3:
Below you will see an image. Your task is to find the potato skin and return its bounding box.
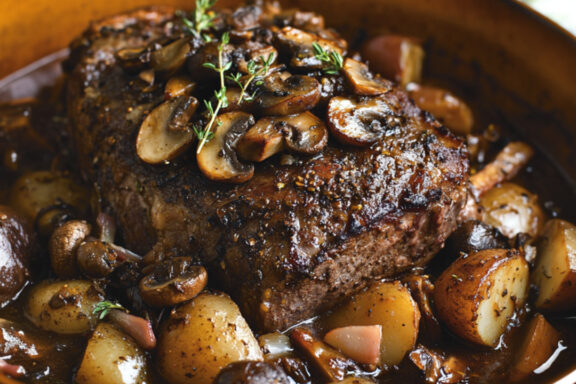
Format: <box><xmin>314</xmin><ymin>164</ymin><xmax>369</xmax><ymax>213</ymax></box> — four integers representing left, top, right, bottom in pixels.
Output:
<box><xmin>508</xmin><ymin>314</ymin><xmax>561</xmax><ymax>382</ymax></box>
<box><xmin>24</xmin><ymin>280</ymin><xmax>104</xmax><ymax>334</ymax></box>
<box><xmin>480</xmin><ymin>182</ymin><xmax>545</xmax><ymax>238</ymax></box>
<box><xmin>156</xmin><ymin>291</ymin><xmax>263</xmax><ymax>384</ymax></box>
<box><xmin>324</xmin><ymin>281</ymin><xmax>420</xmax><ymax>367</ymax></box>
<box><xmin>433</xmin><ymin>249</ymin><xmax>529</xmax><ymax>347</ymax></box>
<box><xmin>76</xmin><ymin>322</ymin><xmax>149</xmax><ymax>384</ymax></box>
<box><xmin>532</xmin><ymin>219</ymin><xmax>576</xmax><ymax>310</ymax></box>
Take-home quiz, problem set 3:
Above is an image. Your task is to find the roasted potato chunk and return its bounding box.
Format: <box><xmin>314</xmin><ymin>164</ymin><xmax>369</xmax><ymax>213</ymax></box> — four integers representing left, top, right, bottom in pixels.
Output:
<box><xmin>433</xmin><ymin>249</ymin><xmax>529</xmax><ymax>347</ymax></box>
<box><xmin>480</xmin><ymin>182</ymin><xmax>545</xmax><ymax>238</ymax></box>
<box><xmin>324</xmin><ymin>281</ymin><xmax>420</xmax><ymax>367</ymax></box>
<box><xmin>156</xmin><ymin>291</ymin><xmax>263</xmax><ymax>384</ymax></box>
<box><xmin>532</xmin><ymin>219</ymin><xmax>576</xmax><ymax>311</ymax></box>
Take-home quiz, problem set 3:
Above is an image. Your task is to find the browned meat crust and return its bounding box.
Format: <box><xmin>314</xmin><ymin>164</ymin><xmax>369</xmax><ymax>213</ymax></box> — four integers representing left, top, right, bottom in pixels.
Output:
<box><xmin>65</xmin><ymin>7</ymin><xmax>469</xmax><ymax>330</ymax></box>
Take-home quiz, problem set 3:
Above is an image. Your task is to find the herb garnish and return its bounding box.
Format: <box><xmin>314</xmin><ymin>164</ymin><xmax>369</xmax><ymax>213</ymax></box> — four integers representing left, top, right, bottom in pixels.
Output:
<box><xmin>179</xmin><ymin>0</ymin><xmax>217</xmax><ymax>41</ymax></box>
<box><xmin>93</xmin><ymin>301</ymin><xmax>126</xmax><ymax>320</ymax></box>
<box><xmin>226</xmin><ymin>52</ymin><xmax>275</xmax><ymax>103</ymax></box>
<box><xmin>312</xmin><ymin>42</ymin><xmax>343</xmax><ymax>75</ymax></box>
<box><xmin>196</xmin><ymin>32</ymin><xmax>232</xmax><ymax>153</ymax></box>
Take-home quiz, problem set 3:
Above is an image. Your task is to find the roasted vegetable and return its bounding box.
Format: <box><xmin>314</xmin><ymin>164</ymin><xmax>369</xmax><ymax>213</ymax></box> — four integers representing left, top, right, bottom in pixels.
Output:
<box><xmin>324</xmin><ymin>281</ymin><xmax>420</xmax><ymax>367</ymax></box>
<box><xmin>76</xmin><ymin>322</ymin><xmax>149</xmax><ymax>384</ymax></box>
<box><xmin>0</xmin><ymin>205</ymin><xmax>34</xmax><ymax>306</ymax></box>
<box><xmin>532</xmin><ymin>219</ymin><xmax>576</xmax><ymax>311</ymax></box>
<box><xmin>24</xmin><ymin>280</ymin><xmax>104</xmax><ymax>334</ymax></box>
<box><xmin>508</xmin><ymin>314</ymin><xmax>562</xmax><ymax>382</ymax></box>
<box><xmin>433</xmin><ymin>249</ymin><xmax>529</xmax><ymax>347</ymax></box>
<box><xmin>480</xmin><ymin>182</ymin><xmax>545</xmax><ymax>238</ymax></box>
<box><xmin>156</xmin><ymin>291</ymin><xmax>263</xmax><ymax>384</ymax></box>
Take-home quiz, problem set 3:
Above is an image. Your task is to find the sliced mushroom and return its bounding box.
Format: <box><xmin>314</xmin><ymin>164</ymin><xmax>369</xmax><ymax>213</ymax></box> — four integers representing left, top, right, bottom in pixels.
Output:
<box><xmin>236</xmin><ymin>118</ymin><xmax>285</xmax><ymax>162</ymax></box>
<box><xmin>275</xmin><ymin>27</ymin><xmax>345</xmax><ymax>69</ymax></box>
<box><xmin>115</xmin><ymin>46</ymin><xmax>151</xmax><ymax>72</ymax></box>
<box><xmin>136</xmin><ymin>95</ymin><xmax>198</xmax><ymax>164</ymax></box>
<box><xmin>139</xmin><ymin>257</ymin><xmax>207</xmax><ymax>308</ymax></box>
<box><xmin>49</xmin><ymin>220</ymin><xmax>92</xmax><ymax>278</ymax></box>
<box><xmin>327</xmin><ymin>96</ymin><xmax>396</xmax><ymax>146</ymax></box>
<box><xmin>77</xmin><ymin>241</ymin><xmax>141</xmax><ymax>278</ymax></box>
<box><xmin>342</xmin><ymin>58</ymin><xmax>392</xmax><ymax>96</ymax></box>
<box><xmin>255</xmin><ymin>73</ymin><xmax>320</xmax><ymax>115</ymax></box>
<box><xmin>197</xmin><ymin>112</ymin><xmax>255</xmax><ymax>183</ymax></box>
<box><xmin>361</xmin><ymin>35</ymin><xmax>424</xmax><ymax>86</ymax></box>
<box><xmin>164</xmin><ymin>75</ymin><xmax>196</xmax><ymax>100</ymax></box>
<box><xmin>150</xmin><ymin>38</ymin><xmax>191</xmax><ymax>75</ymax></box>
<box><xmin>237</xmin><ymin>111</ymin><xmax>328</xmax><ymax>161</ymax></box>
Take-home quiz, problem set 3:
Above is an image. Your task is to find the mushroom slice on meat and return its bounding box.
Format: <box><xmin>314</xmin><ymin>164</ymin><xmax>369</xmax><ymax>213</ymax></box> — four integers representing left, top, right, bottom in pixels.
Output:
<box><xmin>256</xmin><ymin>73</ymin><xmax>321</xmax><ymax>115</ymax></box>
<box><xmin>342</xmin><ymin>58</ymin><xmax>392</xmax><ymax>96</ymax></box>
<box><xmin>327</xmin><ymin>96</ymin><xmax>397</xmax><ymax>147</ymax></box>
<box><xmin>283</xmin><ymin>111</ymin><xmax>328</xmax><ymax>154</ymax></box>
<box><xmin>237</xmin><ymin>111</ymin><xmax>328</xmax><ymax>161</ymax></box>
<box><xmin>164</xmin><ymin>75</ymin><xmax>196</xmax><ymax>100</ymax></box>
<box><xmin>136</xmin><ymin>95</ymin><xmax>198</xmax><ymax>164</ymax></box>
<box><xmin>150</xmin><ymin>37</ymin><xmax>191</xmax><ymax>76</ymax></box>
<box><xmin>139</xmin><ymin>257</ymin><xmax>208</xmax><ymax>307</ymax></box>
<box><xmin>236</xmin><ymin>117</ymin><xmax>285</xmax><ymax>162</ymax></box>
<box><xmin>275</xmin><ymin>26</ymin><xmax>346</xmax><ymax>69</ymax></box>
<box><xmin>115</xmin><ymin>46</ymin><xmax>151</xmax><ymax>72</ymax></box>
<box><xmin>197</xmin><ymin>112</ymin><xmax>255</xmax><ymax>183</ymax></box>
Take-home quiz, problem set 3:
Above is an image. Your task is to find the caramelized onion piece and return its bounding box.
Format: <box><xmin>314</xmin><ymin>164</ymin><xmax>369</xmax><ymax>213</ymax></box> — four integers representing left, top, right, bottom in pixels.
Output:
<box><xmin>327</xmin><ymin>96</ymin><xmax>397</xmax><ymax>146</ymax></box>
<box><xmin>237</xmin><ymin>111</ymin><xmax>328</xmax><ymax>161</ymax></box>
<box><xmin>256</xmin><ymin>73</ymin><xmax>320</xmax><ymax>115</ymax></box>
<box><xmin>197</xmin><ymin>112</ymin><xmax>255</xmax><ymax>183</ymax></box>
<box><xmin>136</xmin><ymin>95</ymin><xmax>198</xmax><ymax>164</ymax></box>
<box><xmin>342</xmin><ymin>58</ymin><xmax>392</xmax><ymax>96</ymax></box>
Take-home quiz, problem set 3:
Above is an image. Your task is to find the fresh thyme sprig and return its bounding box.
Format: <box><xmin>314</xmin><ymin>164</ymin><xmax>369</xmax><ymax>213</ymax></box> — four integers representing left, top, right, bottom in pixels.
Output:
<box><xmin>226</xmin><ymin>53</ymin><xmax>275</xmax><ymax>103</ymax></box>
<box><xmin>93</xmin><ymin>301</ymin><xmax>126</xmax><ymax>320</ymax></box>
<box><xmin>312</xmin><ymin>42</ymin><xmax>343</xmax><ymax>75</ymax></box>
<box><xmin>179</xmin><ymin>0</ymin><xmax>217</xmax><ymax>40</ymax></box>
<box><xmin>196</xmin><ymin>32</ymin><xmax>231</xmax><ymax>153</ymax></box>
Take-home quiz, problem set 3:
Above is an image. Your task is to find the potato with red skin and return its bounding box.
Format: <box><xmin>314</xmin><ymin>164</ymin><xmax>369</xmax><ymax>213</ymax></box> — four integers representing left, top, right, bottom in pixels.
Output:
<box><xmin>361</xmin><ymin>35</ymin><xmax>424</xmax><ymax>86</ymax></box>
<box><xmin>508</xmin><ymin>314</ymin><xmax>561</xmax><ymax>382</ymax></box>
<box><xmin>532</xmin><ymin>219</ymin><xmax>576</xmax><ymax>311</ymax></box>
<box><xmin>433</xmin><ymin>249</ymin><xmax>529</xmax><ymax>347</ymax></box>
<box><xmin>0</xmin><ymin>205</ymin><xmax>35</xmax><ymax>306</ymax></box>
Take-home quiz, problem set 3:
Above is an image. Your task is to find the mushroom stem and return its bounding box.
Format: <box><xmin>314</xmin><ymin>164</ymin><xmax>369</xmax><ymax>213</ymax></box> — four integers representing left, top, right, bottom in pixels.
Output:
<box><xmin>96</xmin><ymin>212</ymin><xmax>116</xmax><ymax>244</ymax></box>
<box><xmin>107</xmin><ymin>243</ymin><xmax>142</xmax><ymax>263</ymax></box>
<box><xmin>0</xmin><ymin>359</ymin><xmax>25</xmax><ymax>379</ymax></box>
<box><xmin>108</xmin><ymin>309</ymin><xmax>157</xmax><ymax>350</ymax></box>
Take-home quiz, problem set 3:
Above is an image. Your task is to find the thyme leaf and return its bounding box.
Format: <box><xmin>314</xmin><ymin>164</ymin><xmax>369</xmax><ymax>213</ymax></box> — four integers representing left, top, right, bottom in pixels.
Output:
<box><xmin>312</xmin><ymin>42</ymin><xmax>343</xmax><ymax>75</ymax></box>
<box><xmin>93</xmin><ymin>301</ymin><xmax>126</xmax><ymax>320</ymax></box>
<box><xmin>226</xmin><ymin>52</ymin><xmax>275</xmax><ymax>104</ymax></box>
<box><xmin>196</xmin><ymin>32</ymin><xmax>231</xmax><ymax>153</ymax></box>
<box><xmin>178</xmin><ymin>0</ymin><xmax>218</xmax><ymax>39</ymax></box>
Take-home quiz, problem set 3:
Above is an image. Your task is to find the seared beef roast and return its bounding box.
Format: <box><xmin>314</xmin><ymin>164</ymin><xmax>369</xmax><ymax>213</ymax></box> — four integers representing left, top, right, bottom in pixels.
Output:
<box><xmin>65</xmin><ymin>5</ymin><xmax>469</xmax><ymax>330</ymax></box>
